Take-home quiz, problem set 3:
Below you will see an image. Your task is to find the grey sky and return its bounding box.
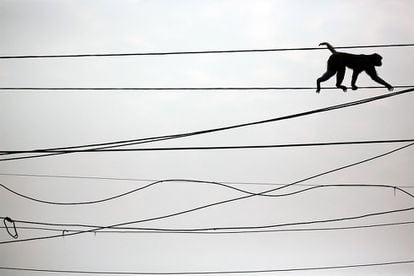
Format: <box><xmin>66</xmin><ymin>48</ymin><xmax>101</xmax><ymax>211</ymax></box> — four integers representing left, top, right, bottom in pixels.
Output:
<box><xmin>0</xmin><ymin>1</ymin><xmax>413</xmax><ymax>275</ymax></box>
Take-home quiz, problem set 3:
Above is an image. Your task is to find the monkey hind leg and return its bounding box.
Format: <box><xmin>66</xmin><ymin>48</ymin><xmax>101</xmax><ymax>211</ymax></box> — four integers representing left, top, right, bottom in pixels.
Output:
<box><xmin>335</xmin><ymin>68</ymin><xmax>347</xmax><ymax>92</ymax></box>
<box><xmin>316</xmin><ymin>70</ymin><xmax>336</xmax><ymax>93</ymax></box>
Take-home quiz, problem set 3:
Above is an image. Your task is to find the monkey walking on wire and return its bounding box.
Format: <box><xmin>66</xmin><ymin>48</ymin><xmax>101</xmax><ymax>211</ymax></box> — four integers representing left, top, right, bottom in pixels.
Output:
<box><xmin>316</xmin><ymin>42</ymin><xmax>393</xmax><ymax>93</ymax></box>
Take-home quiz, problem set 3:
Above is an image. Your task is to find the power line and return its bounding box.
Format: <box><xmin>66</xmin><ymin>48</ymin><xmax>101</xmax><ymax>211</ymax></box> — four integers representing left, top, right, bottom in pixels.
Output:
<box><xmin>3</xmin><ymin>221</ymin><xmax>414</xmax><ymax>235</ymax></box>
<box><xmin>1</xmin><ymin>42</ymin><xmax>413</xmax><ymax>59</ymax></box>
<box><xmin>0</xmin><ymin>85</ymin><xmax>413</xmax><ymax>91</ymax></box>
<box><xmin>2</xmin><ymin>138</ymin><xmax>414</xmax><ymax>155</ymax></box>
<box><xmin>1</xmin><ymin>172</ymin><xmax>413</xmax><ymax>189</ymax></box>
<box><xmin>5</xmin><ymin>205</ymin><xmax>414</xmax><ymax>236</ymax></box>
<box><xmin>1</xmin><ymin>87</ymin><xmax>414</xmax><ymax>162</ymax></box>
<box><xmin>0</xmin><ymin>259</ymin><xmax>413</xmax><ymax>275</ymax></box>
<box><xmin>2</xmin><ymin>206</ymin><xmax>414</xmax><ymax>243</ymax></box>
<box><xmin>3</xmin><ymin>202</ymin><xmax>412</xmax><ymax>231</ymax></box>
<box><xmin>1</xmin><ymin>206</ymin><xmax>414</xmax><ymax>239</ymax></box>
<box><xmin>1</xmin><ymin>142</ymin><xmax>412</xmax><ymax>244</ymax></box>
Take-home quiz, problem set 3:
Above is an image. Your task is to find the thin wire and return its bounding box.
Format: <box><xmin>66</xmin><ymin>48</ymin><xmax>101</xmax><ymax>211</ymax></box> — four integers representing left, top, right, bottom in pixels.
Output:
<box><xmin>1</xmin><ymin>87</ymin><xmax>414</xmax><ymax>162</ymax></box>
<box><xmin>2</xmin><ymin>138</ymin><xmax>414</xmax><ymax>155</ymax></box>
<box><xmin>2</xmin><ymin>221</ymin><xmax>414</xmax><ymax>235</ymax></box>
<box><xmin>1</xmin><ymin>42</ymin><xmax>413</xmax><ymax>59</ymax></box>
<box><xmin>0</xmin><ymin>259</ymin><xmax>413</xmax><ymax>275</ymax></box>
<box><xmin>1</xmin><ymin>142</ymin><xmax>412</xmax><ymax>244</ymax></box>
<box><xmin>3</xmin><ymin>205</ymin><xmax>414</xmax><ymax>236</ymax></box>
<box><xmin>1</xmin><ymin>172</ymin><xmax>413</xmax><ymax>189</ymax></box>
<box><xmin>0</xmin><ymin>85</ymin><xmax>413</xmax><ymax>91</ymax></box>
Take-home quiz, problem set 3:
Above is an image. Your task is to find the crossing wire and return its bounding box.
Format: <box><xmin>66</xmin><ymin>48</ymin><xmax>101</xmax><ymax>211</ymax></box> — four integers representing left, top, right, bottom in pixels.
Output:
<box><xmin>2</xmin><ymin>138</ymin><xmax>414</xmax><ymax>155</ymax></box>
<box><xmin>1</xmin><ymin>87</ymin><xmax>414</xmax><ymax>162</ymax></box>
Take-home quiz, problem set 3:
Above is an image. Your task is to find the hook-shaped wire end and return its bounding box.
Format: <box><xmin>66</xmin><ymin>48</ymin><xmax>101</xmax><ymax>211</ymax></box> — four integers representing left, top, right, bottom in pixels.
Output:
<box><xmin>3</xmin><ymin>217</ymin><xmax>18</xmax><ymax>239</ymax></box>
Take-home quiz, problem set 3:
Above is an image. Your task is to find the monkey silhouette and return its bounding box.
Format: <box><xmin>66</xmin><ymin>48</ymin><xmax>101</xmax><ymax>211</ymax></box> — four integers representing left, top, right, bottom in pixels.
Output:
<box><xmin>316</xmin><ymin>42</ymin><xmax>393</xmax><ymax>93</ymax></box>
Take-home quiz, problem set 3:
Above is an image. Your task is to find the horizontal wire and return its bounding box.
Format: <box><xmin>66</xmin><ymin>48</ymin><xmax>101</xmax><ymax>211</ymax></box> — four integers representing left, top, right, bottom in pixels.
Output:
<box><xmin>1</xmin><ymin>142</ymin><xmax>412</xmax><ymax>244</ymax></box>
<box><xmin>2</xmin><ymin>87</ymin><xmax>414</xmax><ymax>162</ymax></box>
<box><xmin>3</xmin><ymin>205</ymin><xmax>414</xmax><ymax>235</ymax></box>
<box><xmin>1</xmin><ymin>179</ymin><xmax>413</xmax><ymax>205</ymax></box>
<box><xmin>0</xmin><ymin>85</ymin><xmax>413</xmax><ymax>91</ymax></box>
<box><xmin>2</xmin><ymin>221</ymin><xmax>414</xmax><ymax>235</ymax></box>
<box><xmin>2</xmin><ymin>139</ymin><xmax>414</xmax><ymax>155</ymax></box>
<box><xmin>1</xmin><ymin>259</ymin><xmax>414</xmax><ymax>275</ymax></box>
<box><xmin>1</xmin><ymin>172</ymin><xmax>413</xmax><ymax>189</ymax></box>
<box><xmin>1</xmin><ymin>43</ymin><xmax>413</xmax><ymax>59</ymax></box>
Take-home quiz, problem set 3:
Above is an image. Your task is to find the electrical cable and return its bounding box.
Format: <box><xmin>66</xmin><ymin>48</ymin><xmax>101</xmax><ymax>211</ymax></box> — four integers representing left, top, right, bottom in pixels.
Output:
<box><xmin>1</xmin><ymin>42</ymin><xmax>413</xmax><ymax>59</ymax></box>
<box><xmin>2</xmin><ymin>221</ymin><xmax>414</xmax><ymax>235</ymax></box>
<box><xmin>2</xmin><ymin>138</ymin><xmax>414</xmax><ymax>155</ymax></box>
<box><xmin>0</xmin><ymin>259</ymin><xmax>413</xmax><ymax>275</ymax></box>
<box><xmin>1</xmin><ymin>87</ymin><xmax>414</xmax><ymax>162</ymax></box>
<box><xmin>1</xmin><ymin>207</ymin><xmax>414</xmax><ymax>239</ymax></box>
<box><xmin>1</xmin><ymin>142</ymin><xmax>412</xmax><ymax>244</ymax></box>
<box><xmin>3</xmin><ymin>205</ymin><xmax>414</xmax><ymax>235</ymax></box>
<box><xmin>0</xmin><ymin>85</ymin><xmax>413</xmax><ymax>91</ymax></box>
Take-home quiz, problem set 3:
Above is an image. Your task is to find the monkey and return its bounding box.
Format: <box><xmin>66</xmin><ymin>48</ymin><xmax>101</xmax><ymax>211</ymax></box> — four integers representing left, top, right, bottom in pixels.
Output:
<box><xmin>316</xmin><ymin>42</ymin><xmax>393</xmax><ymax>93</ymax></box>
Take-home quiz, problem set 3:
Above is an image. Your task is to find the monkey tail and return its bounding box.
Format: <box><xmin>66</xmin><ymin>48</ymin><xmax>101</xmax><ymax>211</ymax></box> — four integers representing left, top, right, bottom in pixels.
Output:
<box><xmin>319</xmin><ymin>42</ymin><xmax>337</xmax><ymax>54</ymax></box>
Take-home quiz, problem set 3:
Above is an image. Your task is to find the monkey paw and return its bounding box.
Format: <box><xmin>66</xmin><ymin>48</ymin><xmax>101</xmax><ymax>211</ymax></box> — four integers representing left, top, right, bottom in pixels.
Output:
<box><xmin>338</xmin><ymin>86</ymin><xmax>347</xmax><ymax>92</ymax></box>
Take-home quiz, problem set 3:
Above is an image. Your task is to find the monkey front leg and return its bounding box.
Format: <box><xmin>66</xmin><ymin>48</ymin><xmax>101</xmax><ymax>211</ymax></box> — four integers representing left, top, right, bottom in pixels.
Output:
<box><xmin>366</xmin><ymin>68</ymin><xmax>394</xmax><ymax>91</ymax></box>
<box><xmin>372</xmin><ymin>76</ymin><xmax>394</xmax><ymax>91</ymax></box>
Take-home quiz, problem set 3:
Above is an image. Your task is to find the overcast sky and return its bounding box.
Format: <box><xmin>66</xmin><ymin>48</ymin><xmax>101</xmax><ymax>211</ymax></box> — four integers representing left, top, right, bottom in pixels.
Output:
<box><xmin>0</xmin><ymin>0</ymin><xmax>414</xmax><ymax>275</ymax></box>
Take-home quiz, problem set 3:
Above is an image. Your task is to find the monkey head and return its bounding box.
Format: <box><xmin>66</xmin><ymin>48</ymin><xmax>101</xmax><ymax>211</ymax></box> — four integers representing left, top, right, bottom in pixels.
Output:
<box><xmin>371</xmin><ymin>53</ymin><xmax>383</xmax><ymax>66</ymax></box>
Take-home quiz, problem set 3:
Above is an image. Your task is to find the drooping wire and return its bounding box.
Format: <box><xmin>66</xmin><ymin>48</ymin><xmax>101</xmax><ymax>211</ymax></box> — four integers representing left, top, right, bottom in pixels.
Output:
<box><xmin>1</xmin><ymin>142</ymin><xmax>412</xmax><ymax>244</ymax></box>
<box><xmin>1</xmin><ymin>179</ymin><xmax>413</xmax><ymax>206</ymax></box>
<box><xmin>1</xmin><ymin>87</ymin><xmax>414</xmax><ymax>162</ymax></box>
<box><xmin>0</xmin><ymin>42</ymin><xmax>413</xmax><ymax>59</ymax></box>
